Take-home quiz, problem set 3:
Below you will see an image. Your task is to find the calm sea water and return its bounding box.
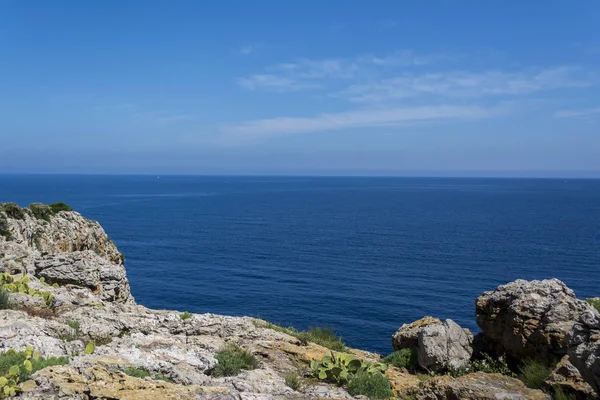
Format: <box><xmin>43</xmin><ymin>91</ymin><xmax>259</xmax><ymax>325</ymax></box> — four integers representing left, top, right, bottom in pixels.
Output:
<box><xmin>1</xmin><ymin>175</ymin><xmax>599</xmax><ymax>353</ymax></box>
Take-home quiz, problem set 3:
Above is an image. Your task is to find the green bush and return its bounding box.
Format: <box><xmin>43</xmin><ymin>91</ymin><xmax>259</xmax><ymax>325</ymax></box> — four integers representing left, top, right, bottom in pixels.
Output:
<box><xmin>0</xmin><ymin>203</ymin><xmax>26</xmax><ymax>220</ymax></box>
<box><xmin>123</xmin><ymin>367</ymin><xmax>151</xmax><ymax>379</ymax></box>
<box><xmin>518</xmin><ymin>359</ymin><xmax>551</xmax><ymax>389</ymax></box>
<box><xmin>0</xmin><ymin>347</ymin><xmax>69</xmax><ymax>398</ymax></box>
<box><xmin>347</xmin><ymin>371</ymin><xmax>394</xmax><ymax>399</ymax></box>
<box><xmin>585</xmin><ymin>298</ymin><xmax>600</xmax><ymax>313</ymax></box>
<box><xmin>48</xmin><ymin>202</ymin><xmax>73</xmax><ymax>213</ymax></box>
<box><xmin>255</xmin><ymin>320</ymin><xmax>347</xmax><ymax>352</ymax></box>
<box><xmin>284</xmin><ymin>372</ymin><xmax>303</xmax><ymax>391</ymax></box>
<box><xmin>0</xmin><ymin>216</ymin><xmax>10</xmax><ymax>240</ymax></box>
<box><xmin>0</xmin><ymin>288</ymin><xmax>10</xmax><ymax>310</ymax></box>
<box><xmin>84</xmin><ymin>342</ymin><xmax>96</xmax><ymax>355</ymax></box>
<box><xmin>449</xmin><ymin>353</ymin><xmax>514</xmax><ymax>377</ymax></box>
<box><xmin>382</xmin><ymin>348</ymin><xmax>419</xmax><ymax>371</ymax></box>
<box><xmin>28</xmin><ymin>203</ymin><xmax>52</xmax><ymax>222</ymax></box>
<box><xmin>212</xmin><ymin>344</ymin><xmax>258</xmax><ymax>377</ymax></box>
<box><xmin>180</xmin><ymin>311</ymin><xmax>193</xmax><ymax>320</ymax></box>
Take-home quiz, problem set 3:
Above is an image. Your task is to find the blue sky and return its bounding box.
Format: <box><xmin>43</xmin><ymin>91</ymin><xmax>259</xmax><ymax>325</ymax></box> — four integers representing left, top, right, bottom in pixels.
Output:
<box><xmin>1</xmin><ymin>1</ymin><xmax>599</xmax><ymax>176</ymax></box>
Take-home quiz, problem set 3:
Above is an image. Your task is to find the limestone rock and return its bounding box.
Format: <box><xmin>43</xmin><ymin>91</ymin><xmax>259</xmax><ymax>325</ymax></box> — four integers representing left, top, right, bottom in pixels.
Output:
<box><xmin>417</xmin><ymin>319</ymin><xmax>473</xmax><ymax>371</ymax></box>
<box><xmin>392</xmin><ymin>316</ymin><xmax>442</xmax><ymax>351</ymax></box>
<box><xmin>476</xmin><ymin>278</ymin><xmax>593</xmax><ymax>360</ymax></box>
<box><xmin>545</xmin><ymin>355</ymin><xmax>596</xmax><ymax>400</ymax></box>
<box><xmin>35</xmin><ymin>251</ymin><xmax>132</xmax><ymax>304</ymax></box>
<box><xmin>567</xmin><ymin>309</ymin><xmax>600</xmax><ymax>393</ymax></box>
<box><xmin>417</xmin><ymin>372</ymin><xmax>550</xmax><ymax>400</ymax></box>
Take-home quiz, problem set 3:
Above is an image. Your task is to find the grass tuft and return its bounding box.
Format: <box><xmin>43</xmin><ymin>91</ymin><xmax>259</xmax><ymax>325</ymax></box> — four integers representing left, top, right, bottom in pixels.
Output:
<box><xmin>211</xmin><ymin>343</ymin><xmax>258</xmax><ymax>377</ymax></box>
<box><xmin>347</xmin><ymin>371</ymin><xmax>394</xmax><ymax>399</ymax></box>
<box><xmin>284</xmin><ymin>372</ymin><xmax>303</xmax><ymax>391</ymax></box>
<box><xmin>255</xmin><ymin>320</ymin><xmax>346</xmax><ymax>352</ymax></box>
<box><xmin>381</xmin><ymin>348</ymin><xmax>419</xmax><ymax>371</ymax></box>
<box><xmin>518</xmin><ymin>359</ymin><xmax>551</xmax><ymax>389</ymax></box>
<box><xmin>123</xmin><ymin>367</ymin><xmax>150</xmax><ymax>379</ymax></box>
<box><xmin>0</xmin><ymin>288</ymin><xmax>11</xmax><ymax>310</ymax></box>
<box><xmin>585</xmin><ymin>298</ymin><xmax>600</xmax><ymax>313</ymax></box>
<box><xmin>180</xmin><ymin>311</ymin><xmax>193</xmax><ymax>320</ymax></box>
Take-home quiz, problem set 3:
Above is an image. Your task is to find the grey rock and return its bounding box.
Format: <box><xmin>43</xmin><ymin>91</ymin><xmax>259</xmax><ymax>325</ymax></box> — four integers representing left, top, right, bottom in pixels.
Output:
<box><xmin>567</xmin><ymin>309</ymin><xmax>600</xmax><ymax>393</ymax></box>
<box><xmin>417</xmin><ymin>319</ymin><xmax>473</xmax><ymax>371</ymax></box>
<box><xmin>476</xmin><ymin>278</ymin><xmax>592</xmax><ymax>360</ymax></box>
<box><xmin>392</xmin><ymin>316</ymin><xmax>442</xmax><ymax>351</ymax></box>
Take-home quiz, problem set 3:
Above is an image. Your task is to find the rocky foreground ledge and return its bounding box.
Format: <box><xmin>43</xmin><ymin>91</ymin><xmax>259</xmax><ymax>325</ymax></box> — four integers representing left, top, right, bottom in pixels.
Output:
<box><xmin>0</xmin><ymin>203</ymin><xmax>599</xmax><ymax>400</ymax></box>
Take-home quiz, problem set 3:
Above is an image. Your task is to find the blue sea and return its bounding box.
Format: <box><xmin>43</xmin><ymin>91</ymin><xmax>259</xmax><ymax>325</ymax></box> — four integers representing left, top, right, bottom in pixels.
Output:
<box><xmin>1</xmin><ymin>175</ymin><xmax>599</xmax><ymax>354</ymax></box>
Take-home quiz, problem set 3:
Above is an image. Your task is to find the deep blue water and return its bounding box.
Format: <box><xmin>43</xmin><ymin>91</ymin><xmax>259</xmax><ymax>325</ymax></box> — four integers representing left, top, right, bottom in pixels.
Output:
<box><xmin>1</xmin><ymin>175</ymin><xmax>599</xmax><ymax>354</ymax></box>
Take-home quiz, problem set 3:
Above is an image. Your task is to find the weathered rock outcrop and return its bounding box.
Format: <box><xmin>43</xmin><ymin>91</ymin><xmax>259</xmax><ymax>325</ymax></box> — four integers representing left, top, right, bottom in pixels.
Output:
<box><xmin>545</xmin><ymin>355</ymin><xmax>597</xmax><ymax>400</ymax></box>
<box><xmin>567</xmin><ymin>308</ymin><xmax>600</xmax><ymax>393</ymax></box>
<box><xmin>392</xmin><ymin>316</ymin><xmax>442</xmax><ymax>351</ymax></box>
<box><xmin>475</xmin><ymin>278</ymin><xmax>594</xmax><ymax>360</ymax></box>
<box><xmin>417</xmin><ymin>319</ymin><xmax>473</xmax><ymax>371</ymax></box>
<box><xmin>417</xmin><ymin>372</ymin><xmax>550</xmax><ymax>400</ymax></box>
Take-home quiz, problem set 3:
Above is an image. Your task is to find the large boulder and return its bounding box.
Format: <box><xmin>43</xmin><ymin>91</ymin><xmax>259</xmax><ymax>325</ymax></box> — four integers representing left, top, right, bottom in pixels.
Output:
<box><xmin>417</xmin><ymin>319</ymin><xmax>473</xmax><ymax>371</ymax></box>
<box><xmin>476</xmin><ymin>279</ymin><xmax>593</xmax><ymax>360</ymax></box>
<box><xmin>393</xmin><ymin>316</ymin><xmax>442</xmax><ymax>351</ymax></box>
<box><xmin>417</xmin><ymin>372</ymin><xmax>549</xmax><ymax>400</ymax></box>
<box><xmin>567</xmin><ymin>308</ymin><xmax>600</xmax><ymax>393</ymax></box>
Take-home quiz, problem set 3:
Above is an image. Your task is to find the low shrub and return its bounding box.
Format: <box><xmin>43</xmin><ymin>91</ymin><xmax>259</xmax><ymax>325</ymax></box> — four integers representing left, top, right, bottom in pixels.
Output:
<box><xmin>347</xmin><ymin>371</ymin><xmax>394</xmax><ymax>399</ymax></box>
<box><xmin>84</xmin><ymin>342</ymin><xmax>96</xmax><ymax>355</ymax></box>
<box><xmin>284</xmin><ymin>372</ymin><xmax>303</xmax><ymax>391</ymax></box>
<box><xmin>585</xmin><ymin>298</ymin><xmax>600</xmax><ymax>314</ymax></box>
<box><xmin>0</xmin><ymin>288</ymin><xmax>10</xmax><ymax>310</ymax></box>
<box><xmin>255</xmin><ymin>321</ymin><xmax>347</xmax><ymax>352</ymax></box>
<box><xmin>0</xmin><ymin>347</ymin><xmax>69</xmax><ymax>398</ymax></box>
<box><xmin>48</xmin><ymin>202</ymin><xmax>73</xmax><ymax>213</ymax></box>
<box><xmin>382</xmin><ymin>348</ymin><xmax>419</xmax><ymax>371</ymax></box>
<box><xmin>0</xmin><ymin>203</ymin><xmax>26</xmax><ymax>220</ymax></box>
<box><xmin>28</xmin><ymin>203</ymin><xmax>52</xmax><ymax>222</ymax></box>
<box><xmin>0</xmin><ymin>216</ymin><xmax>10</xmax><ymax>240</ymax></box>
<box><xmin>518</xmin><ymin>359</ymin><xmax>551</xmax><ymax>389</ymax></box>
<box><xmin>449</xmin><ymin>353</ymin><xmax>514</xmax><ymax>377</ymax></box>
<box><xmin>551</xmin><ymin>385</ymin><xmax>577</xmax><ymax>400</ymax></box>
<box><xmin>211</xmin><ymin>343</ymin><xmax>258</xmax><ymax>377</ymax></box>
<box><xmin>180</xmin><ymin>311</ymin><xmax>193</xmax><ymax>320</ymax></box>
<box><xmin>123</xmin><ymin>367</ymin><xmax>150</xmax><ymax>379</ymax></box>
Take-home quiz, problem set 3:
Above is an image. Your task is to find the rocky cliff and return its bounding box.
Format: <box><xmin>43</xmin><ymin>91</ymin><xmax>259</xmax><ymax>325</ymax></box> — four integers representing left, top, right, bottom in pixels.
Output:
<box><xmin>0</xmin><ymin>203</ymin><xmax>598</xmax><ymax>400</ymax></box>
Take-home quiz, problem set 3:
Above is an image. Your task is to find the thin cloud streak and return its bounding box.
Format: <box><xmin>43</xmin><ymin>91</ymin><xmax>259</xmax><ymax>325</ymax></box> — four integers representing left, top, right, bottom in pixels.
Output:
<box><xmin>555</xmin><ymin>107</ymin><xmax>600</xmax><ymax>118</ymax></box>
<box><xmin>220</xmin><ymin>104</ymin><xmax>500</xmax><ymax>136</ymax></box>
<box><xmin>336</xmin><ymin>67</ymin><xmax>595</xmax><ymax>102</ymax></box>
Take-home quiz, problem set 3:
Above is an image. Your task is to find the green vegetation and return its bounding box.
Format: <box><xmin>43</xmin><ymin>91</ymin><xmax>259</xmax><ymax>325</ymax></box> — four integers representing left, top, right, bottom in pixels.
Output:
<box><xmin>381</xmin><ymin>348</ymin><xmax>419</xmax><ymax>371</ymax></box>
<box><xmin>255</xmin><ymin>320</ymin><xmax>346</xmax><ymax>352</ymax></box>
<box><xmin>449</xmin><ymin>353</ymin><xmax>514</xmax><ymax>377</ymax></box>
<box><xmin>347</xmin><ymin>371</ymin><xmax>394</xmax><ymax>399</ymax></box>
<box><xmin>211</xmin><ymin>343</ymin><xmax>258</xmax><ymax>377</ymax></box>
<box><xmin>61</xmin><ymin>320</ymin><xmax>82</xmax><ymax>342</ymax></box>
<box><xmin>310</xmin><ymin>352</ymin><xmax>387</xmax><ymax>386</ymax></box>
<box><xmin>585</xmin><ymin>298</ymin><xmax>600</xmax><ymax>313</ymax></box>
<box><xmin>0</xmin><ymin>273</ymin><xmax>53</xmax><ymax>305</ymax></box>
<box><xmin>28</xmin><ymin>203</ymin><xmax>52</xmax><ymax>222</ymax></box>
<box><xmin>518</xmin><ymin>359</ymin><xmax>551</xmax><ymax>389</ymax></box>
<box><xmin>551</xmin><ymin>385</ymin><xmax>576</xmax><ymax>400</ymax></box>
<box><xmin>0</xmin><ymin>215</ymin><xmax>9</xmax><ymax>240</ymax></box>
<box><xmin>84</xmin><ymin>341</ymin><xmax>96</xmax><ymax>355</ymax></box>
<box><xmin>48</xmin><ymin>202</ymin><xmax>73</xmax><ymax>213</ymax></box>
<box><xmin>284</xmin><ymin>372</ymin><xmax>303</xmax><ymax>391</ymax></box>
<box><xmin>123</xmin><ymin>367</ymin><xmax>151</xmax><ymax>379</ymax></box>
<box><xmin>0</xmin><ymin>203</ymin><xmax>26</xmax><ymax>220</ymax></box>
<box><xmin>180</xmin><ymin>311</ymin><xmax>193</xmax><ymax>320</ymax></box>
<box><xmin>0</xmin><ymin>288</ymin><xmax>10</xmax><ymax>310</ymax></box>
<box><xmin>119</xmin><ymin>252</ymin><xmax>125</xmax><ymax>264</ymax></box>
<box><xmin>0</xmin><ymin>347</ymin><xmax>69</xmax><ymax>398</ymax></box>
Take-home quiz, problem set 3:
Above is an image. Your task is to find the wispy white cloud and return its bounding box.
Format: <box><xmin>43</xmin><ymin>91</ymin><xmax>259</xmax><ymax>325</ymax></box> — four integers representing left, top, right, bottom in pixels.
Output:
<box><xmin>238</xmin><ymin>50</ymin><xmax>440</xmax><ymax>92</ymax></box>
<box><xmin>336</xmin><ymin>67</ymin><xmax>595</xmax><ymax>102</ymax></box>
<box><xmin>220</xmin><ymin>104</ymin><xmax>501</xmax><ymax>137</ymax></box>
<box><xmin>555</xmin><ymin>107</ymin><xmax>600</xmax><ymax>118</ymax></box>
<box><xmin>238</xmin><ymin>44</ymin><xmax>254</xmax><ymax>55</ymax></box>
